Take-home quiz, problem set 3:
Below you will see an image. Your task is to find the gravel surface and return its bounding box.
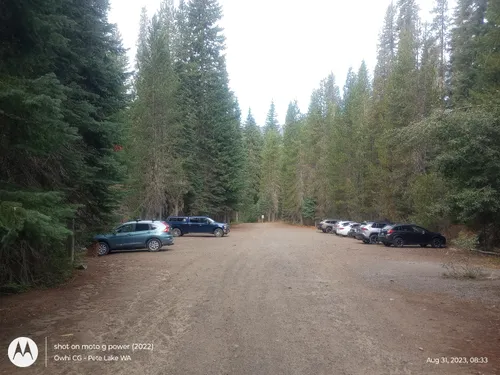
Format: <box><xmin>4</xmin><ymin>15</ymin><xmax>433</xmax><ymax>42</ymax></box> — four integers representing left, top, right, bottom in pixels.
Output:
<box><xmin>1</xmin><ymin>223</ymin><xmax>499</xmax><ymax>375</ymax></box>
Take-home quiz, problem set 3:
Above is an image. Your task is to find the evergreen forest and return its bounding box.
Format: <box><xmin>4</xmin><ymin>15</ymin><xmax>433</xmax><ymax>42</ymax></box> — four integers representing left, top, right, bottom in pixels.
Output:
<box><xmin>1</xmin><ymin>0</ymin><xmax>499</xmax><ymax>288</ymax></box>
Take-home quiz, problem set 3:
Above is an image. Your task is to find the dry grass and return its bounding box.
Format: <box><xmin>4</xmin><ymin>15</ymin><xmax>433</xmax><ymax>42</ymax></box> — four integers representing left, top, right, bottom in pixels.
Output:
<box><xmin>442</xmin><ymin>255</ymin><xmax>488</xmax><ymax>280</ymax></box>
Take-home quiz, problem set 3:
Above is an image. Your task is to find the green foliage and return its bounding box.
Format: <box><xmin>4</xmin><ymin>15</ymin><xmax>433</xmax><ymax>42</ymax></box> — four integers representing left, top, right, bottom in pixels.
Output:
<box><xmin>240</xmin><ymin>110</ymin><xmax>263</xmax><ymax>222</ymax></box>
<box><xmin>124</xmin><ymin>0</ymin><xmax>244</xmax><ymax>222</ymax></box>
<box><xmin>407</xmin><ymin>172</ymin><xmax>450</xmax><ymax>230</ymax></box>
<box><xmin>260</xmin><ymin>102</ymin><xmax>282</xmax><ymax>221</ymax></box>
<box><xmin>127</xmin><ymin>6</ymin><xmax>188</xmax><ymax>218</ymax></box>
<box><xmin>398</xmin><ymin>104</ymin><xmax>500</xmax><ymax>248</ymax></box>
<box><xmin>0</xmin><ymin>190</ymin><xmax>76</xmax><ymax>287</ymax></box>
<box><xmin>232</xmin><ymin>0</ymin><xmax>499</xmax><ymax>252</ymax></box>
<box><xmin>173</xmin><ymin>0</ymin><xmax>244</xmax><ymax>219</ymax></box>
<box><xmin>281</xmin><ymin>102</ymin><xmax>303</xmax><ymax>223</ymax></box>
<box><xmin>431</xmin><ymin>0</ymin><xmax>449</xmax><ymax>94</ymax></box>
<box><xmin>0</xmin><ymin>0</ymin><xmax>129</xmax><ymax>287</ymax></box>
<box><xmin>301</xmin><ymin>197</ymin><xmax>316</xmax><ymax>221</ymax></box>
<box><xmin>431</xmin><ymin>109</ymin><xmax>500</xmax><ymax>224</ymax></box>
<box><xmin>474</xmin><ymin>0</ymin><xmax>500</xmax><ymax>106</ymax></box>
<box><xmin>450</xmin><ymin>0</ymin><xmax>488</xmax><ymax>104</ymax></box>
<box><xmin>452</xmin><ymin>231</ymin><xmax>479</xmax><ymax>251</ymax></box>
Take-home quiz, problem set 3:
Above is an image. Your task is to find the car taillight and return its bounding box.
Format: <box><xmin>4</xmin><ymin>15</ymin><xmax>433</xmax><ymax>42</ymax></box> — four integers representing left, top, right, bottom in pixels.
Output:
<box><xmin>361</xmin><ymin>227</ymin><xmax>367</xmax><ymax>231</ymax></box>
<box><xmin>161</xmin><ymin>222</ymin><xmax>170</xmax><ymax>232</ymax></box>
<box><xmin>339</xmin><ymin>227</ymin><xmax>344</xmax><ymax>230</ymax></box>
<box><xmin>388</xmin><ymin>229</ymin><xmax>394</xmax><ymax>234</ymax></box>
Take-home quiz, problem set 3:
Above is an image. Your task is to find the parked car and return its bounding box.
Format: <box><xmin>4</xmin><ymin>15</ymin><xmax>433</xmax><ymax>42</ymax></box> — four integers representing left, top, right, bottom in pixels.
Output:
<box><xmin>352</xmin><ymin>222</ymin><xmax>370</xmax><ymax>238</ymax></box>
<box><xmin>166</xmin><ymin>216</ymin><xmax>230</xmax><ymax>237</ymax></box>
<box><xmin>378</xmin><ymin>224</ymin><xmax>446</xmax><ymax>248</ymax></box>
<box><xmin>332</xmin><ymin>220</ymin><xmax>347</xmax><ymax>235</ymax></box>
<box><xmin>355</xmin><ymin>221</ymin><xmax>391</xmax><ymax>244</ymax></box>
<box><xmin>335</xmin><ymin>221</ymin><xmax>355</xmax><ymax>236</ymax></box>
<box><xmin>94</xmin><ymin>220</ymin><xmax>174</xmax><ymax>256</ymax></box>
<box><xmin>347</xmin><ymin>223</ymin><xmax>360</xmax><ymax>237</ymax></box>
<box><xmin>317</xmin><ymin>219</ymin><xmax>337</xmax><ymax>232</ymax></box>
<box><xmin>320</xmin><ymin>219</ymin><xmax>341</xmax><ymax>233</ymax></box>
<box><xmin>317</xmin><ymin>219</ymin><xmax>328</xmax><ymax>230</ymax></box>
<box><xmin>336</xmin><ymin>222</ymin><xmax>358</xmax><ymax>236</ymax></box>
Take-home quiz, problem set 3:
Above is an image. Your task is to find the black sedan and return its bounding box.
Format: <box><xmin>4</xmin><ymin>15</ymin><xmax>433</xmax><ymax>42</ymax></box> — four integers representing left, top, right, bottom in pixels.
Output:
<box><xmin>378</xmin><ymin>224</ymin><xmax>446</xmax><ymax>248</ymax></box>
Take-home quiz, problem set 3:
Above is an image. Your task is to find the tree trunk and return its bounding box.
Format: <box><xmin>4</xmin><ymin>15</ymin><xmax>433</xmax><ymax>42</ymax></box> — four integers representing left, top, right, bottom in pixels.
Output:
<box><xmin>67</xmin><ymin>218</ymin><xmax>75</xmax><ymax>264</ymax></box>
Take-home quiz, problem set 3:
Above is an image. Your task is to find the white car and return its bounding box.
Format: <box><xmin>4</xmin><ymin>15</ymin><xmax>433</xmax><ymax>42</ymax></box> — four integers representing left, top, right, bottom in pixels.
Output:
<box><xmin>336</xmin><ymin>221</ymin><xmax>355</xmax><ymax>236</ymax></box>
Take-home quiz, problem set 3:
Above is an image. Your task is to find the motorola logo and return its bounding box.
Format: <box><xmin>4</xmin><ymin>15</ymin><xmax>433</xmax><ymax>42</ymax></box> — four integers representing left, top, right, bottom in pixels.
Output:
<box><xmin>8</xmin><ymin>337</ymin><xmax>38</xmax><ymax>367</ymax></box>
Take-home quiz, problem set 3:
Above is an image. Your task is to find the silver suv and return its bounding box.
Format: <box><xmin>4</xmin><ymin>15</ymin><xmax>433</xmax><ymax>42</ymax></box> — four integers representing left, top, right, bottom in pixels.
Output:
<box><xmin>355</xmin><ymin>221</ymin><xmax>391</xmax><ymax>244</ymax></box>
<box><xmin>318</xmin><ymin>219</ymin><xmax>340</xmax><ymax>233</ymax></box>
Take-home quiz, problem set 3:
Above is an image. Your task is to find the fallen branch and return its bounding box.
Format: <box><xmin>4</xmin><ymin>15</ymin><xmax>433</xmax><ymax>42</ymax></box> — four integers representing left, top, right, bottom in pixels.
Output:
<box><xmin>471</xmin><ymin>249</ymin><xmax>500</xmax><ymax>256</ymax></box>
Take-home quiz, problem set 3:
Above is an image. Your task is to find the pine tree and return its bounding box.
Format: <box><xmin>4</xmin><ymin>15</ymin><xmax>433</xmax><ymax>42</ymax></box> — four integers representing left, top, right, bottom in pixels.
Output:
<box><xmin>302</xmin><ymin>74</ymin><xmax>341</xmax><ymax>219</ymax></box>
<box><xmin>431</xmin><ymin>0</ymin><xmax>449</xmax><ymax>95</ymax></box>
<box><xmin>374</xmin><ymin>3</ymin><xmax>398</xmax><ymax>92</ymax></box>
<box><xmin>174</xmin><ymin>0</ymin><xmax>242</xmax><ymax>218</ymax></box>
<box><xmin>281</xmin><ymin>101</ymin><xmax>304</xmax><ymax>223</ymax></box>
<box><xmin>128</xmin><ymin>6</ymin><xmax>187</xmax><ymax>218</ymax></box>
<box><xmin>372</xmin><ymin>3</ymin><xmax>398</xmax><ymax>150</ymax></box>
<box><xmin>0</xmin><ymin>0</ymin><xmax>128</xmax><ymax>287</ymax></box>
<box><xmin>397</xmin><ymin>0</ymin><xmax>420</xmax><ymax>37</ymax></box>
<box><xmin>418</xmin><ymin>23</ymin><xmax>441</xmax><ymax>117</ymax></box>
<box><xmin>474</xmin><ymin>0</ymin><xmax>500</xmax><ymax>106</ymax></box>
<box><xmin>264</xmin><ymin>101</ymin><xmax>279</xmax><ymax>132</ymax></box>
<box><xmin>345</xmin><ymin>62</ymin><xmax>373</xmax><ymax>219</ymax></box>
<box><xmin>388</xmin><ymin>0</ymin><xmax>420</xmax><ymax>129</ymax></box>
<box><xmin>450</xmin><ymin>0</ymin><xmax>488</xmax><ymax>103</ymax></box>
<box><xmin>260</xmin><ymin>102</ymin><xmax>282</xmax><ymax>221</ymax></box>
<box><xmin>241</xmin><ymin>109</ymin><xmax>263</xmax><ymax>221</ymax></box>
<box><xmin>217</xmin><ymin>95</ymin><xmax>244</xmax><ymax>221</ymax></box>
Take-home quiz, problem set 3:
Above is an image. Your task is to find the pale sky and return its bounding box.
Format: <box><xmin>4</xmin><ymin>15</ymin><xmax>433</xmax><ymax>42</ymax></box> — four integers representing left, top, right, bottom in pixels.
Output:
<box><xmin>109</xmin><ymin>0</ymin><xmax>454</xmax><ymax>125</ymax></box>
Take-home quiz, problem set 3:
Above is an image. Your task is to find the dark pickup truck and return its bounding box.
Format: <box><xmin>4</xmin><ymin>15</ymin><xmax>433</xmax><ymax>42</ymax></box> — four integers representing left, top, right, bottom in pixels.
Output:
<box><xmin>166</xmin><ymin>216</ymin><xmax>230</xmax><ymax>237</ymax></box>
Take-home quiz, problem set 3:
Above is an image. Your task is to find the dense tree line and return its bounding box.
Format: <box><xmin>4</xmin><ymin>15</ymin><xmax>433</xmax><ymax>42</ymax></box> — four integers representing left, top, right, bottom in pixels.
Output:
<box><xmin>239</xmin><ymin>0</ymin><xmax>500</xmax><ymax>251</ymax></box>
<box><xmin>0</xmin><ymin>0</ymin><xmax>129</xmax><ymax>288</ymax></box>
<box><xmin>125</xmin><ymin>0</ymin><xmax>243</xmax><ymax>223</ymax></box>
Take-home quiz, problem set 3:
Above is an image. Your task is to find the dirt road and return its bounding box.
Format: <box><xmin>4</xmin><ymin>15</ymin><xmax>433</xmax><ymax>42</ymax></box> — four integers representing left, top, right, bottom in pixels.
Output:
<box><xmin>1</xmin><ymin>223</ymin><xmax>499</xmax><ymax>375</ymax></box>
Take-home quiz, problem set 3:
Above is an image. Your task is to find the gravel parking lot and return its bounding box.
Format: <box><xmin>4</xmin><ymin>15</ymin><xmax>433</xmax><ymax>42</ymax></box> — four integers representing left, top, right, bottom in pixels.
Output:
<box><xmin>1</xmin><ymin>223</ymin><xmax>499</xmax><ymax>375</ymax></box>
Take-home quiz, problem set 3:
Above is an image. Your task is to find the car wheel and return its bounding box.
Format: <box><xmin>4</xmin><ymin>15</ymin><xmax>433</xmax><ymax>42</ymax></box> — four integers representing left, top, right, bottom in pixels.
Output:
<box><xmin>383</xmin><ymin>242</ymin><xmax>391</xmax><ymax>247</ymax></box>
<box><xmin>369</xmin><ymin>234</ymin><xmax>378</xmax><ymax>244</ymax></box>
<box><xmin>325</xmin><ymin>227</ymin><xmax>332</xmax><ymax>233</ymax></box>
<box><xmin>172</xmin><ymin>228</ymin><xmax>182</xmax><ymax>237</ymax></box>
<box><xmin>431</xmin><ymin>238</ymin><xmax>442</xmax><ymax>248</ymax></box>
<box><xmin>97</xmin><ymin>242</ymin><xmax>110</xmax><ymax>256</ymax></box>
<box><xmin>147</xmin><ymin>238</ymin><xmax>162</xmax><ymax>252</ymax></box>
<box><xmin>321</xmin><ymin>229</ymin><xmax>326</xmax><ymax>233</ymax></box>
<box><xmin>214</xmin><ymin>228</ymin><xmax>224</xmax><ymax>237</ymax></box>
<box><xmin>420</xmin><ymin>244</ymin><xmax>427</xmax><ymax>248</ymax></box>
<box><xmin>362</xmin><ymin>239</ymin><xmax>369</xmax><ymax>244</ymax></box>
<box><xmin>394</xmin><ymin>237</ymin><xmax>404</xmax><ymax>247</ymax></box>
